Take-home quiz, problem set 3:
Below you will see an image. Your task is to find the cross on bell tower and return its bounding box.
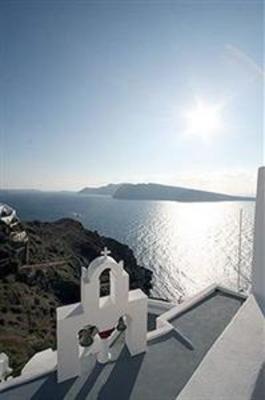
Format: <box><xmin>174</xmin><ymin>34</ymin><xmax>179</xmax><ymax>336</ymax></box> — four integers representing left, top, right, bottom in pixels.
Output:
<box><xmin>101</xmin><ymin>247</ymin><xmax>111</xmax><ymax>258</ymax></box>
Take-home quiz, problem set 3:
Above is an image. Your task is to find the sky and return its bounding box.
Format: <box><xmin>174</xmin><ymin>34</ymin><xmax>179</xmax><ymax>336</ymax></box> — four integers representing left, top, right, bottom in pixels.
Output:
<box><xmin>0</xmin><ymin>0</ymin><xmax>264</xmax><ymax>194</ymax></box>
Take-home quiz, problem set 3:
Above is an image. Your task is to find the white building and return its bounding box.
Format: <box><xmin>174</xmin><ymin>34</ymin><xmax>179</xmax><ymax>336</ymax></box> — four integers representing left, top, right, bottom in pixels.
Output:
<box><xmin>0</xmin><ymin>203</ymin><xmax>27</xmax><ymax>243</ymax></box>
<box><xmin>0</xmin><ymin>204</ymin><xmax>16</xmax><ymax>226</ymax></box>
<box><xmin>0</xmin><ymin>167</ymin><xmax>264</xmax><ymax>400</ymax></box>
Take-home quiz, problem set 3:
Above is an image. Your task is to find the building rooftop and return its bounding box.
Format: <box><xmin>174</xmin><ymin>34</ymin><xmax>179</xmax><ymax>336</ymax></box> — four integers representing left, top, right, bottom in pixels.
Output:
<box><xmin>0</xmin><ymin>289</ymin><xmax>244</xmax><ymax>400</ymax></box>
<box><xmin>0</xmin><ymin>166</ymin><xmax>263</xmax><ymax>400</ymax></box>
<box><xmin>178</xmin><ymin>294</ymin><xmax>264</xmax><ymax>400</ymax></box>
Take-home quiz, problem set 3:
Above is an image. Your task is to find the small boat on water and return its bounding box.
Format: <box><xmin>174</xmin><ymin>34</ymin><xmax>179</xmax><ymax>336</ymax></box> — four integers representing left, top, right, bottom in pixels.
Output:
<box><xmin>72</xmin><ymin>212</ymin><xmax>81</xmax><ymax>219</ymax></box>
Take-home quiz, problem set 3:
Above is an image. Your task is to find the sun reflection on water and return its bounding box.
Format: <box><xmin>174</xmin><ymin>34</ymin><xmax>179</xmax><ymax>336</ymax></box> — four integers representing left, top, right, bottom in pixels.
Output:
<box><xmin>0</xmin><ymin>190</ymin><xmax>254</xmax><ymax>302</ymax></box>
<box><xmin>133</xmin><ymin>200</ymin><xmax>254</xmax><ymax>300</ymax></box>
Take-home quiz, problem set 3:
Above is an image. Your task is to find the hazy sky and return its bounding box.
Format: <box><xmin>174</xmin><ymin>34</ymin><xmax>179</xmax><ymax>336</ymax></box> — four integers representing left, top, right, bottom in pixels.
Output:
<box><xmin>1</xmin><ymin>0</ymin><xmax>263</xmax><ymax>194</ymax></box>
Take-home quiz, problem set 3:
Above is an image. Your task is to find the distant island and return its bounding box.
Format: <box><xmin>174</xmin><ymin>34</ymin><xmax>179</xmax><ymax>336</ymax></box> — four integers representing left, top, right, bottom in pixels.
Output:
<box><xmin>79</xmin><ymin>183</ymin><xmax>254</xmax><ymax>202</ymax></box>
<box><xmin>79</xmin><ymin>183</ymin><xmax>121</xmax><ymax>196</ymax></box>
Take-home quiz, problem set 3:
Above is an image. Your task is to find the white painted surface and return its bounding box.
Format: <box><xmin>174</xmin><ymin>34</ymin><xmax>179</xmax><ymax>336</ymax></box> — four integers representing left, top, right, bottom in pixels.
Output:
<box><xmin>252</xmin><ymin>166</ymin><xmax>265</xmax><ymax>314</ymax></box>
<box><xmin>21</xmin><ymin>349</ymin><xmax>57</xmax><ymax>376</ymax></box>
<box><xmin>0</xmin><ymin>353</ymin><xmax>12</xmax><ymax>382</ymax></box>
<box><xmin>0</xmin><ymin>204</ymin><xmax>16</xmax><ymax>225</ymax></box>
<box><xmin>57</xmin><ymin>248</ymin><xmax>147</xmax><ymax>382</ymax></box>
<box><xmin>177</xmin><ymin>295</ymin><xmax>265</xmax><ymax>400</ymax></box>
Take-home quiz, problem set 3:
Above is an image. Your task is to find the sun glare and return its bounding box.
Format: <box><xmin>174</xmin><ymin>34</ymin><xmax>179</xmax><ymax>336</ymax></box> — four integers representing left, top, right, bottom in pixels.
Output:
<box><xmin>184</xmin><ymin>100</ymin><xmax>222</xmax><ymax>140</ymax></box>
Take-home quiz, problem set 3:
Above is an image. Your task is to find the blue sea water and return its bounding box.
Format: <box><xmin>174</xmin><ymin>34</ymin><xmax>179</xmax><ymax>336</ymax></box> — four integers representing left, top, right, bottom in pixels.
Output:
<box><xmin>0</xmin><ymin>190</ymin><xmax>255</xmax><ymax>301</ymax></box>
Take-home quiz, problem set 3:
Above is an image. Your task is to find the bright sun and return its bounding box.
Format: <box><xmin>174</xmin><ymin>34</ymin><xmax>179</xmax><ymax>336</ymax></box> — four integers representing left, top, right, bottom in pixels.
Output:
<box><xmin>184</xmin><ymin>100</ymin><xmax>222</xmax><ymax>140</ymax></box>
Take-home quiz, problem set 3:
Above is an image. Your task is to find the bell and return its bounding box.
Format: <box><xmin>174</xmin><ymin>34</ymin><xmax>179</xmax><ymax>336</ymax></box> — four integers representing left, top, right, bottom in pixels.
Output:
<box><xmin>117</xmin><ymin>317</ymin><xmax>126</xmax><ymax>332</ymax></box>
<box><xmin>79</xmin><ymin>332</ymin><xmax>93</xmax><ymax>347</ymax></box>
<box><xmin>78</xmin><ymin>325</ymin><xmax>97</xmax><ymax>347</ymax></box>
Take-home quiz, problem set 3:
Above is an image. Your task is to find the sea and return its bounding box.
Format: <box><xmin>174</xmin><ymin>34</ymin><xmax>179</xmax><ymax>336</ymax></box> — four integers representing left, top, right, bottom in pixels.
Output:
<box><xmin>0</xmin><ymin>190</ymin><xmax>255</xmax><ymax>301</ymax></box>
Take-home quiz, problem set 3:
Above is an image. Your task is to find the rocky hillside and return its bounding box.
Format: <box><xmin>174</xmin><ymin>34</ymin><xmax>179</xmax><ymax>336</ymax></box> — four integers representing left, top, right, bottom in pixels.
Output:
<box><xmin>0</xmin><ymin>218</ymin><xmax>152</xmax><ymax>375</ymax></box>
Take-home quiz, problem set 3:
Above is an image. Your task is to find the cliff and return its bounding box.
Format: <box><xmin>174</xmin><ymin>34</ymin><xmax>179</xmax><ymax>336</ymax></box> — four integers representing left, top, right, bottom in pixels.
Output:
<box><xmin>0</xmin><ymin>218</ymin><xmax>152</xmax><ymax>375</ymax></box>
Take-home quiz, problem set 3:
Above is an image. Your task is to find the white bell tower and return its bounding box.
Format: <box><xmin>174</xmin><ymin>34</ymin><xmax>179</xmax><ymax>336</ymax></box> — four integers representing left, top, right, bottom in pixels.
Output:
<box><xmin>57</xmin><ymin>248</ymin><xmax>147</xmax><ymax>382</ymax></box>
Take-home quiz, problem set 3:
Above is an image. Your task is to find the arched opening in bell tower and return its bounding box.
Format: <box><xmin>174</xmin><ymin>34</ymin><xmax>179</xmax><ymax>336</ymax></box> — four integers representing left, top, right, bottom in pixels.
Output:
<box><xmin>99</xmin><ymin>268</ymin><xmax>111</xmax><ymax>297</ymax></box>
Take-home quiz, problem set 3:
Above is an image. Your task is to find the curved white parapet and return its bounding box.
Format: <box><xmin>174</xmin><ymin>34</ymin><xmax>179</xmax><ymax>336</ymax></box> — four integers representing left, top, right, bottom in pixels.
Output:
<box><xmin>252</xmin><ymin>166</ymin><xmax>265</xmax><ymax>314</ymax></box>
<box><xmin>21</xmin><ymin>349</ymin><xmax>57</xmax><ymax>376</ymax></box>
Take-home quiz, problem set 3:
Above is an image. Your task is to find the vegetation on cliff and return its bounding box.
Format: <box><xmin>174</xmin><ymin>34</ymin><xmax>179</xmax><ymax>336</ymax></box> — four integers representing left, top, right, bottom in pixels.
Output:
<box><xmin>0</xmin><ymin>218</ymin><xmax>152</xmax><ymax>375</ymax></box>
